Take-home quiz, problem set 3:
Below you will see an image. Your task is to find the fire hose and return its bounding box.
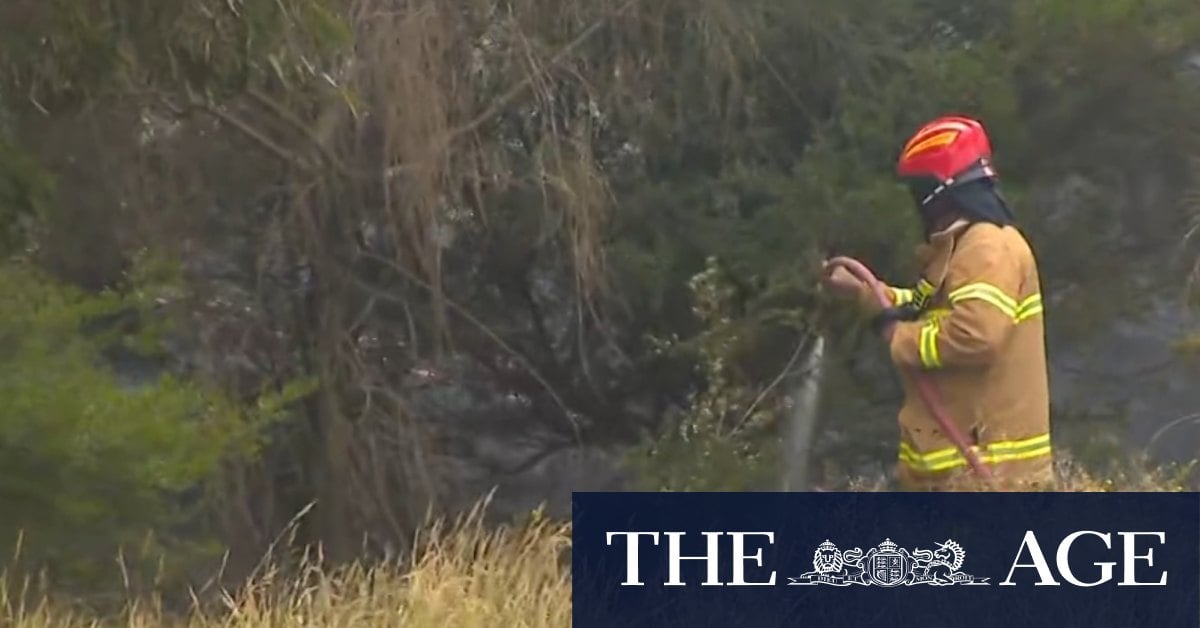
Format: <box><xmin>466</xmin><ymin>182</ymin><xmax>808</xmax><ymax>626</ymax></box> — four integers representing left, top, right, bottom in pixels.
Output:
<box><xmin>824</xmin><ymin>256</ymin><xmax>995</xmax><ymax>483</ymax></box>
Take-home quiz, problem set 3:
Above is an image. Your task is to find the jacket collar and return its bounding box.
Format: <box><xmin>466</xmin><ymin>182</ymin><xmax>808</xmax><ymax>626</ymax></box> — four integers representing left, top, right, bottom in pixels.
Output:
<box><xmin>929</xmin><ymin>218</ymin><xmax>972</xmax><ymax>244</ymax></box>
<box><xmin>914</xmin><ymin>218</ymin><xmax>972</xmax><ymax>282</ymax></box>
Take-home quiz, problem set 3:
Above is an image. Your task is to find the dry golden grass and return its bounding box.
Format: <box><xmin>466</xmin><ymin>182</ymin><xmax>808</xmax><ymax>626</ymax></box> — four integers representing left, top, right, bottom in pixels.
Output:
<box><xmin>1</xmin><ymin>506</ymin><xmax>571</xmax><ymax>628</ymax></box>
<box><xmin>1</xmin><ymin>457</ymin><xmax>1188</xmax><ymax>627</ymax></box>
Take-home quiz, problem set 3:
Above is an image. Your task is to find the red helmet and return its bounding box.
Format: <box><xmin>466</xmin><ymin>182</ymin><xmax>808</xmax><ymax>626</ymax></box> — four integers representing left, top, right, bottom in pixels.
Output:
<box><xmin>897</xmin><ymin>115</ymin><xmax>997</xmax><ymax>207</ymax></box>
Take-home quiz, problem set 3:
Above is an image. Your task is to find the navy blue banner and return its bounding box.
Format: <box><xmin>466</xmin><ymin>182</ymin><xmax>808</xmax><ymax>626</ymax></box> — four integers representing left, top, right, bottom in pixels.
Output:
<box><xmin>572</xmin><ymin>492</ymin><xmax>1200</xmax><ymax>628</ymax></box>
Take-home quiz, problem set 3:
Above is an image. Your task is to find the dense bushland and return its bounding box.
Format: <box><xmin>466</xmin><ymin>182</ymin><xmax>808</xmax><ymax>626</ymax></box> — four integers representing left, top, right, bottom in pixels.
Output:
<box><xmin>0</xmin><ymin>0</ymin><xmax>1198</xmax><ymax>606</ymax></box>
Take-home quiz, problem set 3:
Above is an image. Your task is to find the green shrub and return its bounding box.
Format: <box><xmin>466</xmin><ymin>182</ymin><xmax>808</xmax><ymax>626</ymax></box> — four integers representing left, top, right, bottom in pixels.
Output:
<box><xmin>0</xmin><ymin>260</ymin><xmax>247</xmax><ymax>591</ymax></box>
<box><xmin>629</xmin><ymin>257</ymin><xmax>786</xmax><ymax>491</ymax></box>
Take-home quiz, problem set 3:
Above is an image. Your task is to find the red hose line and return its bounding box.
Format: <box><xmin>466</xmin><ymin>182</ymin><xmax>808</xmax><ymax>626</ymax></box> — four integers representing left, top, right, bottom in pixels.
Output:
<box><xmin>825</xmin><ymin>256</ymin><xmax>995</xmax><ymax>482</ymax></box>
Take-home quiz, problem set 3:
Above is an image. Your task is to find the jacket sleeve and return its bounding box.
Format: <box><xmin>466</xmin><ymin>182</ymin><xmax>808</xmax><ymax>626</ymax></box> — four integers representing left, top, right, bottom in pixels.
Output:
<box><xmin>857</xmin><ymin>283</ymin><xmax>916</xmax><ymax>315</ymax></box>
<box><xmin>888</xmin><ymin>237</ymin><xmax>1023</xmax><ymax>370</ymax></box>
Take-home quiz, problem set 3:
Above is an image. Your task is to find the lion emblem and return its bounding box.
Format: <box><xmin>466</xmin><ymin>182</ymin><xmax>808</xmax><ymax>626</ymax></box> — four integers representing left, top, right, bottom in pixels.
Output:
<box><xmin>812</xmin><ymin>540</ymin><xmax>843</xmax><ymax>574</ymax></box>
<box><xmin>794</xmin><ymin>540</ymin><xmax>866</xmax><ymax>584</ymax></box>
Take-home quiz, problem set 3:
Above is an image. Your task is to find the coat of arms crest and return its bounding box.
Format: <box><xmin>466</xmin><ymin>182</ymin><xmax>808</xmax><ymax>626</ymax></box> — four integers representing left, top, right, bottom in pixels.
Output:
<box><xmin>788</xmin><ymin>538</ymin><xmax>989</xmax><ymax>587</ymax></box>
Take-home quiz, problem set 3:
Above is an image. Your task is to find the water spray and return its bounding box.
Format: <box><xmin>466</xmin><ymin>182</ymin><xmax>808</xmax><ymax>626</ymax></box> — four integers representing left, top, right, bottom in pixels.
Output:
<box><xmin>781</xmin><ymin>333</ymin><xmax>826</xmax><ymax>491</ymax></box>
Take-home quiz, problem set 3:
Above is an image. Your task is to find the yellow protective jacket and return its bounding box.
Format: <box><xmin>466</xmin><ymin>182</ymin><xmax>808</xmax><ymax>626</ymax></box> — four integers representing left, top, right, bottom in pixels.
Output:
<box><xmin>858</xmin><ymin>219</ymin><xmax>1054</xmax><ymax>491</ymax></box>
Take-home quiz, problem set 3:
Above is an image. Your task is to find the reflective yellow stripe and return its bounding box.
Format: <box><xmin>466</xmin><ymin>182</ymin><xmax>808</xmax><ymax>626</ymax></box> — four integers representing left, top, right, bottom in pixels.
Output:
<box><xmin>901</xmin><ymin>433</ymin><xmax>1051</xmax><ymax>464</ymax></box>
<box><xmin>900</xmin><ymin>446</ymin><xmax>1053</xmax><ymax>473</ymax></box>
<box><xmin>891</xmin><ymin>288</ymin><xmax>915</xmax><ymax>306</ymax></box>
<box><xmin>947</xmin><ymin>282</ymin><xmax>1044</xmax><ymax>323</ymax></box>
<box><xmin>918</xmin><ymin>319</ymin><xmax>941</xmax><ymax>369</ymax></box>
<box><xmin>948</xmin><ymin>282</ymin><xmax>1017</xmax><ymax>317</ymax></box>
<box><xmin>1016</xmin><ymin>294</ymin><xmax>1042</xmax><ymax>322</ymax></box>
<box><xmin>914</xmin><ymin>279</ymin><xmax>935</xmax><ymax>308</ymax></box>
<box><xmin>899</xmin><ymin>434</ymin><xmax>1052</xmax><ymax>473</ymax></box>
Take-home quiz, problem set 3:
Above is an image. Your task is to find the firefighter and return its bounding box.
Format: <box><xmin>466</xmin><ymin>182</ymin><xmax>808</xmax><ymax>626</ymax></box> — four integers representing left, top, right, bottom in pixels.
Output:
<box><xmin>822</xmin><ymin>115</ymin><xmax>1054</xmax><ymax>491</ymax></box>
